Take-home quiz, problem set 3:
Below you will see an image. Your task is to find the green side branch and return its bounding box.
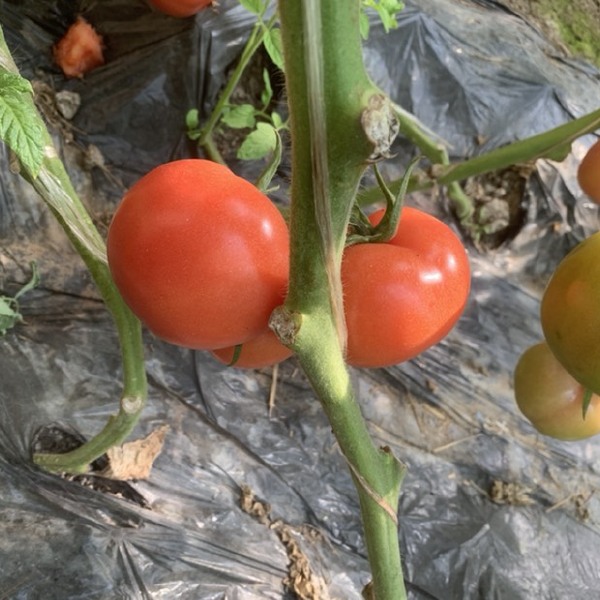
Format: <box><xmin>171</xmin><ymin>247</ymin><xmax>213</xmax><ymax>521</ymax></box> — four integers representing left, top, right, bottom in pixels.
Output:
<box><xmin>277</xmin><ymin>1</ymin><xmax>407</xmax><ymax>598</ymax></box>
<box><xmin>0</xmin><ymin>26</ymin><xmax>147</xmax><ymax>474</ymax></box>
<box><xmin>358</xmin><ymin>105</ymin><xmax>600</xmax><ymax>210</ymax></box>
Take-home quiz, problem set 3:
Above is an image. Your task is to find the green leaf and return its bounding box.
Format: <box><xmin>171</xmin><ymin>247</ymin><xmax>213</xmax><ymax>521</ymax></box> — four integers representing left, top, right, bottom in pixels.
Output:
<box><xmin>0</xmin><ymin>72</ymin><xmax>32</xmax><ymax>95</ymax></box>
<box><xmin>254</xmin><ymin>128</ymin><xmax>282</xmax><ymax>192</ymax></box>
<box><xmin>0</xmin><ymin>295</ymin><xmax>19</xmax><ymax>335</ymax></box>
<box><xmin>238</xmin><ymin>0</ymin><xmax>264</xmax><ymax>15</ymax></box>
<box><xmin>271</xmin><ymin>111</ymin><xmax>284</xmax><ymax>129</ymax></box>
<box><xmin>0</xmin><ymin>261</ymin><xmax>38</xmax><ymax>335</ymax></box>
<box><xmin>0</xmin><ymin>71</ymin><xmax>44</xmax><ymax>177</ymax></box>
<box><xmin>264</xmin><ymin>28</ymin><xmax>284</xmax><ymax>71</ymax></box>
<box><xmin>185</xmin><ymin>108</ymin><xmax>202</xmax><ymax>140</ymax></box>
<box><xmin>237</xmin><ymin>122</ymin><xmax>277</xmax><ymax>161</ymax></box>
<box><xmin>185</xmin><ymin>108</ymin><xmax>199</xmax><ymax>130</ymax></box>
<box><xmin>0</xmin><ymin>297</ymin><xmax>17</xmax><ymax>316</ymax></box>
<box><xmin>260</xmin><ymin>68</ymin><xmax>273</xmax><ymax>108</ymax></box>
<box><xmin>362</xmin><ymin>0</ymin><xmax>404</xmax><ymax>33</ymax></box>
<box><xmin>221</xmin><ymin>104</ymin><xmax>257</xmax><ymax>129</ymax></box>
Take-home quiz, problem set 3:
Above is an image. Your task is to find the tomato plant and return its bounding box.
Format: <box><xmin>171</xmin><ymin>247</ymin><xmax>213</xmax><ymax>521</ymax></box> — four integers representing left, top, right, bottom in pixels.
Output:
<box><xmin>541</xmin><ymin>231</ymin><xmax>600</xmax><ymax>395</ymax></box>
<box><xmin>577</xmin><ymin>138</ymin><xmax>600</xmax><ymax>203</ymax></box>
<box><xmin>211</xmin><ymin>328</ymin><xmax>293</xmax><ymax>369</ymax></box>
<box><xmin>342</xmin><ymin>207</ymin><xmax>471</xmax><ymax>368</ymax></box>
<box><xmin>148</xmin><ymin>0</ymin><xmax>212</xmax><ymax>17</ymax></box>
<box><xmin>53</xmin><ymin>17</ymin><xmax>104</xmax><ymax>78</ymax></box>
<box><xmin>514</xmin><ymin>342</ymin><xmax>600</xmax><ymax>440</ymax></box>
<box><xmin>107</xmin><ymin>159</ymin><xmax>289</xmax><ymax>350</ymax></box>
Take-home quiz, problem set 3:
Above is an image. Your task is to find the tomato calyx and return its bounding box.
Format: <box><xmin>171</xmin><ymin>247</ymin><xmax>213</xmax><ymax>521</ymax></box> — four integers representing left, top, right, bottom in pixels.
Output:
<box><xmin>347</xmin><ymin>157</ymin><xmax>421</xmax><ymax>247</ymax></box>
<box><xmin>226</xmin><ymin>344</ymin><xmax>243</xmax><ymax>367</ymax></box>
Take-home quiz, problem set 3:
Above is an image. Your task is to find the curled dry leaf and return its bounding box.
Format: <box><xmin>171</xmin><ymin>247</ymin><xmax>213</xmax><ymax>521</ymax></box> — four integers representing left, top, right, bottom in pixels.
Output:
<box><xmin>103</xmin><ymin>425</ymin><xmax>169</xmax><ymax>480</ymax></box>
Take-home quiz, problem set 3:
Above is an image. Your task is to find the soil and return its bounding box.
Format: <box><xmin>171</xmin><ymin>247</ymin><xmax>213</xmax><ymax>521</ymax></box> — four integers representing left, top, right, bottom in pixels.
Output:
<box><xmin>499</xmin><ymin>0</ymin><xmax>600</xmax><ymax>66</ymax></box>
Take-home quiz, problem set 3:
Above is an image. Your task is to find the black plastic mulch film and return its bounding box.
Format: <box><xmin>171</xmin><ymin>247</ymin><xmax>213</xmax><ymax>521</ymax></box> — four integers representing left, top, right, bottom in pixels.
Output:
<box><xmin>1</xmin><ymin>0</ymin><xmax>600</xmax><ymax>598</ymax></box>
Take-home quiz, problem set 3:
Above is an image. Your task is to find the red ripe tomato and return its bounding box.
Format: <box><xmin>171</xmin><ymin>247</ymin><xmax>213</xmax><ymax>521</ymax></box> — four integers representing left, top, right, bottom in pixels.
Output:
<box><xmin>514</xmin><ymin>342</ymin><xmax>600</xmax><ymax>440</ymax></box>
<box><xmin>211</xmin><ymin>329</ymin><xmax>293</xmax><ymax>369</ymax></box>
<box><xmin>148</xmin><ymin>0</ymin><xmax>212</xmax><ymax>17</ymax></box>
<box><xmin>577</xmin><ymin>138</ymin><xmax>600</xmax><ymax>203</ymax></box>
<box><xmin>107</xmin><ymin>159</ymin><xmax>289</xmax><ymax>350</ymax></box>
<box><xmin>342</xmin><ymin>207</ymin><xmax>470</xmax><ymax>368</ymax></box>
<box><xmin>53</xmin><ymin>17</ymin><xmax>104</xmax><ymax>78</ymax></box>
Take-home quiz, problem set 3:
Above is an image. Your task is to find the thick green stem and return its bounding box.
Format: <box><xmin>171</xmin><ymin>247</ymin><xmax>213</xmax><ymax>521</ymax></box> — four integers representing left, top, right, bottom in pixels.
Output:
<box><xmin>277</xmin><ymin>2</ymin><xmax>406</xmax><ymax>598</ymax></box>
<box><xmin>0</xmin><ymin>28</ymin><xmax>147</xmax><ymax>473</ymax></box>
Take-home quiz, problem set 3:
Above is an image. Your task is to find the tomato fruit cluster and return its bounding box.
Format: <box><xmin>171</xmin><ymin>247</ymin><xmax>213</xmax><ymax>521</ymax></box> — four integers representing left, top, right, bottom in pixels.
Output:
<box><xmin>107</xmin><ymin>159</ymin><xmax>289</xmax><ymax>364</ymax></box>
<box><xmin>514</xmin><ymin>342</ymin><xmax>600</xmax><ymax>440</ymax></box>
<box><xmin>514</xmin><ymin>149</ymin><xmax>600</xmax><ymax>439</ymax></box>
<box><xmin>577</xmin><ymin>138</ymin><xmax>600</xmax><ymax>204</ymax></box>
<box><xmin>343</xmin><ymin>208</ymin><xmax>471</xmax><ymax>368</ymax></box>
<box><xmin>108</xmin><ymin>160</ymin><xmax>471</xmax><ymax>369</ymax></box>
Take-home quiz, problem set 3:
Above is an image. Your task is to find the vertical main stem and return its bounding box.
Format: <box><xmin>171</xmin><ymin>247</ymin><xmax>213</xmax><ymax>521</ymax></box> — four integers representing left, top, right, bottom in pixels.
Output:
<box><xmin>278</xmin><ymin>2</ymin><xmax>407</xmax><ymax>598</ymax></box>
<box><xmin>0</xmin><ymin>27</ymin><xmax>147</xmax><ymax>473</ymax></box>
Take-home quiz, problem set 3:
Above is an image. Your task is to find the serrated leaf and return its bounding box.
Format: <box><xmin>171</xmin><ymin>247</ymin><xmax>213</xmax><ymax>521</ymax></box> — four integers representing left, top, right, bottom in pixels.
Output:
<box><xmin>264</xmin><ymin>28</ymin><xmax>284</xmax><ymax>71</ymax></box>
<box><xmin>0</xmin><ymin>72</ymin><xmax>33</xmax><ymax>95</ymax></box>
<box><xmin>222</xmin><ymin>104</ymin><xmax>257</xmax><ymax>129</ymax></box>
<box><xmin>0</xmin><ymin>74</ymin><xmax>44</xmax><ymax>177</ymax></box>
<box><xmin>237</xmin><ymin>122</ymin><xmax>277</xmax><ymax>161</ymax></box>
<box><xmin>239</xmin><ymin>0</ymin><xmax>263</xmax><ymax>15</ymax></box>
<box><xmin>260</xmin><ymin>68</ymin><xmax>273</xmax><ymax>108</ymax></box>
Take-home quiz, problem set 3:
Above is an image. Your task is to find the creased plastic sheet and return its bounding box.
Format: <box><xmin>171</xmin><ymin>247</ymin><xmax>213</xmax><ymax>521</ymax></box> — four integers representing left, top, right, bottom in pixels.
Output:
<box><xmin>1</xmin><ymin>0</ymin><xmax>600</xmax><ymax>598</ymax></box>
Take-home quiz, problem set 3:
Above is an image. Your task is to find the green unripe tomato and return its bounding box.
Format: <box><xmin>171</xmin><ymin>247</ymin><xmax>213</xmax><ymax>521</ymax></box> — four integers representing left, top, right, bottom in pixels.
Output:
<box><xmin>541</xmin><ymin>231</ymin><xmax>600</xmax><ymax>394</ymax></box>
<box><xmin>514</xmin><ymin>342</ymin><xmax>600</xmax><ymax>441</ymax></box>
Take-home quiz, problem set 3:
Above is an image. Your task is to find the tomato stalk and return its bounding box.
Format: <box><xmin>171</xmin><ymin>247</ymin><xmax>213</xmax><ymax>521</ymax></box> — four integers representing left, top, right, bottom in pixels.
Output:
<box><xmin>276</xmin><ymin>1</ymin><xmax>407</xmax><ymax>597</ymax></box>
<box><xmin>358</xmin><ymin>106</ymin><xmax>600</xmax><ymax>208</ymax></box>
<box><xmin>392</xmin><ymin>104</ymin><xmax>474</xmax><ymax>219</ymax></box>
<box><xmin>0</xmin><ymin>29</ymin><xmax>148</xmax><ymax>473</ymax></box>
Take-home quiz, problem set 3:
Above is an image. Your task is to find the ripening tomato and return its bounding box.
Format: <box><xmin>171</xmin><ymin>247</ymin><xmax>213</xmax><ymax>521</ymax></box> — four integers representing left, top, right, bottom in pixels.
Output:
<box><xmin>107</xmin><ymin>159</ymin><xmax>289</xmax><ymax>350</ymax></box>
<box><xmin>541</xmin><ymin>231</ymin><xmax>600</xmax><ymax>394</ymax></box>
<box><xmin>53</xmin><ymin>17</ymin><xmax>104</xmax><ymax>78</ymax></box>
<box><xmin>342</xmin><ymin>207</ymin><xmax>471</xmax><ymax>368</ymax></box>
<box><xmin>577</xmin><ymin>139</ymin><xmax>600</xmax><ymax>204</ymax></box>
<box><xmin>514</xmin><ymin>342</ymin><xmax>600</xmax><ymax>440</ymax></box>
<box><xmin>148</xmin><ymin>0</ymin><xmax>212</xmax><ymax>17</ymax></box>
<box><xmin>211</xmin><ymin>328</ymin><xmax>293</xmax><ymax>369</ymax></box>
